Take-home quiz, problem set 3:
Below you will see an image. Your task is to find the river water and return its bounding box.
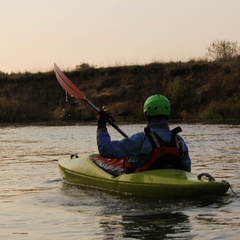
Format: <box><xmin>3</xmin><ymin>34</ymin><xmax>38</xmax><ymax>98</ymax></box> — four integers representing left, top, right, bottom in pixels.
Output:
<box><xmin>0</xmin><ymin>124</ymin><xmax>239</xmax><ymax>240</ymax></box>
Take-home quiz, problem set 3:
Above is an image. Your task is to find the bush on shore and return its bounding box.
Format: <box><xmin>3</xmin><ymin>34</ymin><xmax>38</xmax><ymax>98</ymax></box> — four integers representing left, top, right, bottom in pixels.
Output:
<box><xmin>0</xmin><ymin>58</ymin><xmax>239</xmax><ymax>124</ymax></box>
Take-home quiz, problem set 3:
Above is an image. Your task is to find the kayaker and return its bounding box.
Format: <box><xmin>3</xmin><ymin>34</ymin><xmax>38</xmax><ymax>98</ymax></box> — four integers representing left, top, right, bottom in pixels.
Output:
<box><xmin>97</xmin><ymin>94</ymin><xmax>191</xmax><ymax>173</ymax></box>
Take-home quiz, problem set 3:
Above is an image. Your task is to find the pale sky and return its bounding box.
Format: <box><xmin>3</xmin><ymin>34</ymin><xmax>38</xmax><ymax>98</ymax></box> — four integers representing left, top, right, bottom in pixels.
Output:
<box><xmin>1</xmin><ymin>0</ymin><xmax>240</xmax><ymax>73</ymax></box>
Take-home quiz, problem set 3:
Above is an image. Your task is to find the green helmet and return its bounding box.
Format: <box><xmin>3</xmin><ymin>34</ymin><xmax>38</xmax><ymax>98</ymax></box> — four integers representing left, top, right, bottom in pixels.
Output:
<box><xmin>143</xmin><ymin>94</ymin><xmax>171</xmax><ymax>117</ymax></box>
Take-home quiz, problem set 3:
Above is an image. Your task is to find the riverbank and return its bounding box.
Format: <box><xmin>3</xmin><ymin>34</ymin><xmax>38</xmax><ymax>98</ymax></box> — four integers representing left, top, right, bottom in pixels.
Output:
<box><xmin>0</xmin><ymin>58</ymin><xmax>239</xmax><ymax>124</ymax></box>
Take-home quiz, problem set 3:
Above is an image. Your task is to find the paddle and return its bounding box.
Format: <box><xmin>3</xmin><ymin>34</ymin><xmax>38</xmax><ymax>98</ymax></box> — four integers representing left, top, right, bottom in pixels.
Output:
<box><xmin>54</xmin><ymin>63</ymin><xmax>128</xmax><ymax>138</ymax></box>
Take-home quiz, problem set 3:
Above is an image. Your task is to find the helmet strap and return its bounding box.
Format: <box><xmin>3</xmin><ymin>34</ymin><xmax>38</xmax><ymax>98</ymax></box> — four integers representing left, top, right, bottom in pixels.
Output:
<box><xmin>144</xmin><ymin>113</ymin><xmax>152</xmax><ymax>123</ymax></box>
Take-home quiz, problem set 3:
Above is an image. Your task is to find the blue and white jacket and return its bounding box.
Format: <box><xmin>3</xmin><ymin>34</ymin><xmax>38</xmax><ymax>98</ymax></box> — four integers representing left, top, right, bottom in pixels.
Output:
<box><xmin>97</xmin><ymin>120</ymin><xmax>191</xmax><ymax>172</ymax></box>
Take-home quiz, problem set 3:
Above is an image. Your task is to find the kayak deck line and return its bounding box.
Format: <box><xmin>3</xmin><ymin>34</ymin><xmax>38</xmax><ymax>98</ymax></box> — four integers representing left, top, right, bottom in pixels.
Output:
<box><xmin>58</xmin><ymin>154</ymin><xmax>231</xmax><ymax>199</ymax></box>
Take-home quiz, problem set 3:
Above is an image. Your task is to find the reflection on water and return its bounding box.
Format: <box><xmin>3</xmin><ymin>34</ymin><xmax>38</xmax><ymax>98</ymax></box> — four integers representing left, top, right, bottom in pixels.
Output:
<box><xmin>119</xmin><ymin>212</ymin><xmax>192</xmax><ymax>240</ymax></box>
<box><xmin>0</xmin><ymin>124</ymin><xmax>239</xmax><ymax>239</ymax></box>
<box><xmin>58</xmin><ymin>182</ymin><xmax>238</xmax><ymax>240</ymax></box>
<box><xmin>98</xmin><ymin>212</ymin><xmax>192</xmax><ymax>240</ymax></box>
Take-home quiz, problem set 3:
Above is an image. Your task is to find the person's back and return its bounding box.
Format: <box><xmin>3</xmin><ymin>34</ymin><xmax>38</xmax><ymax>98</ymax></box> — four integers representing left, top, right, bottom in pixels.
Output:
<box><xmin>97</xmin><ymin>94</ymin><xmax>191</xmax><ymax>173</ymax></box>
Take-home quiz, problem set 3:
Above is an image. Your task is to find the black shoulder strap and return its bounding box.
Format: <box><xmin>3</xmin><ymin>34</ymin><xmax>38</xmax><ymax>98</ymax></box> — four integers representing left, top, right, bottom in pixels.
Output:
<box><xmin>171</xmin><ymin>126</ymin><xmax>182</xmax><ymax>135</ymax></box>
<box><xmin>144</xmin><ymin>127</ymin><xmax>167</xmax><ymax>148</ymax></box>
<box><xmin>144</xmin><ymin>126</ymin><xmax>183</xmax><ymax>148</ymax></box>
<box><xmin>171</xmin><ymin>126</ymin><xmax>184</xmax><ymax>151</ymax></box>
<box><xmin>144</xmin><ymin>127</ymin><xmax>159</xmax><ymax>148</ymax></box>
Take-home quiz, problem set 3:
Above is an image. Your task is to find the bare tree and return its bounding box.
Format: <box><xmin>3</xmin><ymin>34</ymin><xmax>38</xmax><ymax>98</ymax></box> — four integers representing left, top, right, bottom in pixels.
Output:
<box><xmin>206</xmin><ymin>40</ymin><xmax>240</xmax><ymax>61</ymax></box>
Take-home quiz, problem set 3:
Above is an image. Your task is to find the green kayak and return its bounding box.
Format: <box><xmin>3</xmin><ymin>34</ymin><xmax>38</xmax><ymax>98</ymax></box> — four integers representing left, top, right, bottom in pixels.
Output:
<box><xmin>58</xmin><ymin>154</ymin><xmax>230</xmax><ymax>199</ymax></box>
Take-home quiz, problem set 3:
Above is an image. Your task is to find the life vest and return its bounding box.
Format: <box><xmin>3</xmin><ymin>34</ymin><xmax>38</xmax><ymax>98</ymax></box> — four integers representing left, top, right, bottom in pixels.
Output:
<box><xmin>124</xmin><ymin>126</ymin><xmax>183</xmax><ymax>173</ymax></box>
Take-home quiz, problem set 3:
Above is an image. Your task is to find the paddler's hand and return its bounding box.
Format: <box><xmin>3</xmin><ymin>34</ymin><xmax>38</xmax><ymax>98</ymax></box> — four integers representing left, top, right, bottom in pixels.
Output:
<box><xmin>97</xmin><ymin>110</ymin><xmax>115</xmax><ymax>129</ymax></box>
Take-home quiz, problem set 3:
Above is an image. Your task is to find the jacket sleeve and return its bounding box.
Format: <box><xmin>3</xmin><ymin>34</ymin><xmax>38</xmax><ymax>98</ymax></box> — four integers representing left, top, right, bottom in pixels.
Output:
<box><xmin>97</xmin><ymin>129</ymin><xmax>147</xmax><ymax>160</ymax></box>
<box><xmin>176</xmin><ymin>135</ymin><xmax>192</xmax><ymax>172</ymax></box>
